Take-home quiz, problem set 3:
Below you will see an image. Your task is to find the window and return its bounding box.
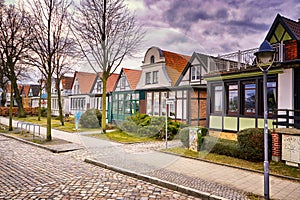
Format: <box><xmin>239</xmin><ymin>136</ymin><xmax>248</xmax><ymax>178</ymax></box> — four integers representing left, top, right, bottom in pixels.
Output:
<box><xmin>160</xmin><ymin>92</ymin><xmax>167</xmax><ymax>116</ymax></box>
<box><xmin>96</xmin><ymin>80</ymin><xmax>102</xmax><ymax>93</ymax></box>
<box><xmin>244</xmin><ymin>83</ymin><xmax>256</xmax><ymax>115</ymax></box>
<box><xmin>147</xmin><ymin>92</ymin><xmax>152</xmax><ymax>115</ymax></box>
<box><xmin>154</xmin><ymin>92</ymin><xmax>159</xmax><ymax>116</ymax></box>
<box><xmin>191</xmin><ymin>66</ymin><xmax>200</xmax><ymax>81</ymax></box>
<box><xmin>152</xmin><ymin>71</ymin><xmax>158</xmax><ymax>84</ymax></box>
<box><xmin>145</xmin><ymin>72</ymin><xmax>151</xmax><ymax>84</ymax></box>
<box><xmin>267</xmin><ymin>82</ymin><xmax>277</xmax><ymax>114</ymax></box>
<box><xmin>228</xmin><ymin>84</ymin><xmax>238</xmax><ymax>114</ymax></box>
<box><xmin>212</xmin><ymin>85</ymin><xmax>223</xmax><ymax>113</ymax></box>
<box><xmin>150</xmin><ymin>55</ymin><xmax>155</xmax><ymax>64</ymax></box>
<box><xmin>120</xmin><ymin>77</ymin><xmax>126</xmax><ymax>89</ymax></box>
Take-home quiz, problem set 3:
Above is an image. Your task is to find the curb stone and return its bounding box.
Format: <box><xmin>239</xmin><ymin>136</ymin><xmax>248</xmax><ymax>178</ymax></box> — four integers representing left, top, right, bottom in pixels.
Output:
<box><xmin>84</xmin><ymin>158</ymin><xmax>229</xmax><ymax>200</ymax></box>
<box><xmin>159</xmin><ymin>150</ymin><xmax>300</xmax><ymax>183</ymax></box>
<box><xmin>0</xmin><ymin>133</ymin><xmax>83</xmax><ymax>153</ymax></box>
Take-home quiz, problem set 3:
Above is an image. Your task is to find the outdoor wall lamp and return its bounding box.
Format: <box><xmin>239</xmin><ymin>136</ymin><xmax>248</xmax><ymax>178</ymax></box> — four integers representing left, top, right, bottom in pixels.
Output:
<box><xmin>254</xmin><ymin>40</ymin><xmax>275</xmax><ymax>200</ymax></box>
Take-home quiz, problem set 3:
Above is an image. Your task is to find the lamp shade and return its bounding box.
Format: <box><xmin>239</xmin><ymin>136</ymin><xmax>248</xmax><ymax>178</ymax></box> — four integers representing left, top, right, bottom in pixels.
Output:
<box><xmin>254</xmin><ymin>40</ymin><xmax>275</xmax><ymax>69</ymax></box>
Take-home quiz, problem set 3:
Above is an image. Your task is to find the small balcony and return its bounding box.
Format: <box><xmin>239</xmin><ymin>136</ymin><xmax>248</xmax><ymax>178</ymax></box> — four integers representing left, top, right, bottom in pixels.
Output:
<box><xmin>209</xmin><ymin>43</ymin><xmax>285</xmax><ymax>73</ymax></box>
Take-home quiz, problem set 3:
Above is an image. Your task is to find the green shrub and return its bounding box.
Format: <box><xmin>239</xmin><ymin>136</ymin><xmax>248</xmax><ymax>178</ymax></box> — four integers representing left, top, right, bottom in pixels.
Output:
<box><xmin>201</xmin><ymin>136</ymin><xmax>240</xmax><ymax>157</ymax></box>
<box><xmin>237</xmin><ymin>128</ymin><xmax>271</xmax><ymax>162</ymax></box>
<box><xmin>119</xmin><ymin>120</ymin><xmax>138</xmax><ymax>133</ymax></box>
<box><xmin>137</xmin><ymin>125</ymin><xmax>161</xmax><ymax>137</ymax></box>
<box><xmin>177</xmin><ymin>127</ymin><xmax>189</xmax><ymax>147</ymax></box>
<box><xmin>79</xmin><ymin>109</ymin><xmax>101</xmax><ymax>128</ymax></box>
<box><xmin>40</xmin><ymin>108</ymin><xmax>47</xmax><ymax>117</ymax></box>
<box><xmin>129</xmin><ymin>113</ymin><xmax>151</xmax><ymax>126</ymax></box>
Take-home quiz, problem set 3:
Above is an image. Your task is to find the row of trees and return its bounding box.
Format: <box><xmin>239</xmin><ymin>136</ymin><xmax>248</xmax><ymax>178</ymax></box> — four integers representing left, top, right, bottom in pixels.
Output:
<box><xmin>0</xmin><ymin>0</ymin><xmax>143</xmax><ymax>140</ymax></box>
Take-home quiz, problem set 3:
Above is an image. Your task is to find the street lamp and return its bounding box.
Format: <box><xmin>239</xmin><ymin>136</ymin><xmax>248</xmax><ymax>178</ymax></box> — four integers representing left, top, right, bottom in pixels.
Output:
<box><xmin>254</xmin><ymin>40</ymin><xmax>275</xmax><ymax>200</ymax></box>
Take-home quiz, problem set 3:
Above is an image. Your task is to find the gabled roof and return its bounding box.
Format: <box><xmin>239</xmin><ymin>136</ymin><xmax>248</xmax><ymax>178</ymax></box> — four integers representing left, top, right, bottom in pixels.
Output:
<box><xmin>62</xmin><ymin>76</ymin><xmax>73</xmax><ymax>90</ymax></box>
<box><xmin>21</xmin><ymin>85</ymin><xmax>30</xmax><ymax>96</ymax></box>
<box><xmin>96</xmin><ymin>72</ymin><xmax>119</xmax><ymax>92</ymax></box>
<box><xmin>162</xmin><ymin>50</ymin><xmax>190</xmax><ymax>86</ymax></box>
<box><xmin>175</xmin><ymin>52</ymin><xmax>210</xmax><ymax>86</ymax></box>
<box><xmin>122</xmin><ymin>68</ymin><xmax>142</xmax><ymax>90</ymax></box>
<box><xmin>265</xmin><ymin>14</ymin><xmax>300</xmax><ymax>42</ymax></box>
<box><xmin>29</xmin><ymin>85</ymin><xmax>41</xmax><ymax>97</ymax></box>
<box><xmin>73</xmin><ymin>71</ymin><xmax>98</xmax><ymax>94</ymax></box>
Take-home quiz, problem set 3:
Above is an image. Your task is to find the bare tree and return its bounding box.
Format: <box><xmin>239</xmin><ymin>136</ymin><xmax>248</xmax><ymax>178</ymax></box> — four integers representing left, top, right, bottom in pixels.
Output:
<box><xmin>0</xmin><ymin>3</ymin><xmax>33</xmax><ymax>130</ymax></box>
<box><xmin>53</xmin><ymin>36</ymin><xmax>80</xmax><ymax>126</ymax></box>
<box><xmin>72</xmin><ymin>0</ymin><xmax>144</xmax><ymax>133</ymax></box>
<box><xmin>25</xmin><ymin>0</ymin><xmax>72</xmax><ymax>141</ymax></box>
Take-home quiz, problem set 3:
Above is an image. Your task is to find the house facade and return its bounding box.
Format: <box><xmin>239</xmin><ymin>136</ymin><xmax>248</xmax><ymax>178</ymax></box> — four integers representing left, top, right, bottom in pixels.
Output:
<box><xmin>135</xmin><ymin>47</ymin><xmax>192</xmax><ymax>123</ymax></box>
<box><xmin>109</xmin><ymin>68</ymin><xmax>145</xmax><ymax>123</ymax></box>
<box><xmin>68</xmin><ymin>71</ymin><xmax>118</xmax><ymax>119</ymax></box>
<box><xmin>204</xmin><ymin>14</ymin><xmax>300</xmax><ymax>133</ymax></box>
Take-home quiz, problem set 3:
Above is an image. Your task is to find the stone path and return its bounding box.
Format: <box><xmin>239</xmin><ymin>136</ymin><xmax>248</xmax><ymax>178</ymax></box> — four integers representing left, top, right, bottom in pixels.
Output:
<box><xmin>0</xmin><ymin>135</ymin><xmax>199</xmax><ymax>200</ymax></box>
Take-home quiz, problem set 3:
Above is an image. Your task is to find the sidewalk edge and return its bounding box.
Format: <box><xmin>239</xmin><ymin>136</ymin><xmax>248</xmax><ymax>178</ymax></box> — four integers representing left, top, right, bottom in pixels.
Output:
<box><xmin>159</xmin><ymin>150</ymin><xmax>300</xmax><ymax>183</ymax></box>
<box><xmin>84</xmin><ymin>158</ymin><xmax>229</xmax><ymax>200</ymax></box>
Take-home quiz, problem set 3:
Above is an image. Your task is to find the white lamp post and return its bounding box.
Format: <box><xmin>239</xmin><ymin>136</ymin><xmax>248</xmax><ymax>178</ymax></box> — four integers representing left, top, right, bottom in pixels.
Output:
<box><xmin>254</xmin><ymin>40</ymin><xmax>275</xmax><ymax>200</ymax></box>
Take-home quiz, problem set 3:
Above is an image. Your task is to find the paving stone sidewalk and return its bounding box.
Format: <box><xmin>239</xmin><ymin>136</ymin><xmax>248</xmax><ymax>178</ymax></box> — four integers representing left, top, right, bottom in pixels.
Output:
<box><xmin>0</xmin><ymin>135</ymin><xmax>200</xmax><ymax>200</ymax></box>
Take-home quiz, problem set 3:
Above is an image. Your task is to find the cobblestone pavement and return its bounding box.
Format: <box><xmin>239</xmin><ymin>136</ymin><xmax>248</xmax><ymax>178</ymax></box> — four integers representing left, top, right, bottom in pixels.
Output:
<box><xmin>0</xmin><ymin>135</ymin><xmax>200</xmax><ymax>200</ymax></box>
<box><xmin>65</xmin><ymin>138</ymin><xmax>250</xmax><ymax>200</ymax></box>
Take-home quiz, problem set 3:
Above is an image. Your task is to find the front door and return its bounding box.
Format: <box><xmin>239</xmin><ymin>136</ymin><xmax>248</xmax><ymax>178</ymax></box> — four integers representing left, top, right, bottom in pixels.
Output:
<box><xmin>294</xmin><ymin>68</ymin><xmax>300</xmax><ymax>128</ymax></box>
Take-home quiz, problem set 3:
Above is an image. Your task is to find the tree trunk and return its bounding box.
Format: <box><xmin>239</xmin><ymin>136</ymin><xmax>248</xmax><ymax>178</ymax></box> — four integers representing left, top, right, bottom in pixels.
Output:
<box><xmin>38</xmin><ymin>84</ymin><xmax>42</xmax><ymax>121</ymax></box>
<box><xmin>10</xmin><ymin>74</ymin><xmax>25</xmax><ymax>118</ymax></box>
<box><xmin>9</xmin><ymin>84</ymin><xmax>13</xmax><ymax>131</ymax></box>
<box><xmin>101</xmin><ymin>77</ymin><xmax>107</xmax><ymax>133</ymax></box>
<box><xmin>56</xmin><ymin>78</ymin><xmax>64</xmax><ymax>126</ymax></box>
<box><xmin>46</xmin><ymin>75</ymin><xmax>52</xmax><ymax>141</ymax></box>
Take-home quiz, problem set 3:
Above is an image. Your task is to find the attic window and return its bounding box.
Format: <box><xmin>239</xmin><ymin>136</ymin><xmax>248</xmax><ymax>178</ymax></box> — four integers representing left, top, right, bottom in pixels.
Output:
<box><xmin>150</xmin><ymin>55</ymin><xmax>155</xmax><ymax>64</ymax></box>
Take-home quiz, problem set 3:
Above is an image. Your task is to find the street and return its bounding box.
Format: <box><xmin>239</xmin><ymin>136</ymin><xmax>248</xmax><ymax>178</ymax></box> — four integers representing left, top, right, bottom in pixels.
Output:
<box><xmin>0</xmin><ymin>135</ymin><xmax>199</xmax><ymax>199</ymax></box>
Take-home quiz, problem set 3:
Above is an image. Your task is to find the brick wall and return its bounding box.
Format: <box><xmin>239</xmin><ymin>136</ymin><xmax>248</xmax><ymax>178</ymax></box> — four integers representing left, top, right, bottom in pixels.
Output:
<box><xmin>189</xmin><ymin>90</ymin><xmax>207</xmax><ymax>127</ymax></box>
<box><xmin>271</xmin><ymin>132</ymin><xmax>281</xmax><ymax>162</ymax></box>
<box><xmin>285</xmin><ymin>40</ymin><xmax>298</xmax><ymax>60</ymax></box>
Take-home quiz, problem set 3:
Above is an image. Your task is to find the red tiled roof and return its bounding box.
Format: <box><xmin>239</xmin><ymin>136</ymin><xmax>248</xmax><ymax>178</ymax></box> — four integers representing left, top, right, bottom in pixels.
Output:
<box><xmin>123</xmin><ymin>68</ymin><xmax>142</xmax><ymax>90</ymax></box>
<box><xmin>281</xmin><ymin>16</ymin><xmax>300</xmax><ymax>40</ymax></box>
<box><xmin>21</xmin><ymin>85</ymin><xmax>30</xmax><ymax>96</ymax></box>
<box><xmin>75</xmin><ymin>71</ymin><xmax>97</xmax><ymax>94</ymax></box>
<box><xmin>162</xmin><ymin>50</ymin><xmax>190</xmax><ymax>86</ymax></box>
<box><xmin>98</xmin><ymin>72</ymin><xmax>119</xmax><ymax>92</ymax></box>
<box><xmin>62</xmin><ymin>76</ymin><xmax>73</xmax><ymax>90</ymax></box>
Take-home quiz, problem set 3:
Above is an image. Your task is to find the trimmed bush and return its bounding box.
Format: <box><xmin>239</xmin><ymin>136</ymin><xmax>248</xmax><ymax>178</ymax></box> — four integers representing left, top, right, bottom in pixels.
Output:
<box><xmin>128</xmin><ymin>113</ymin><xmax>151</xmax><ymax>126</ymax></box>
<box><xmin>177</xmin><ymin>127</ymin><xmax>189</xmax><ymax>147</ymax></box>
<box><xmin>237</xmin><ymin>128</ymin><xmax>271</xmax><ymax>162</ymax></box>
<box><xmin>137</xmin><ymin>125</ymin><xmax>161</xmax><ymax>137</ymax></box>
<box><xmin>119</xmin><ymin>120</ymin><xmax>138</xmax><ymax>133</ymax></box>
<box><xmin>202</xmin><ymin>136</ymin><xmax>240</xmax><ymax>157</ymax></box>
<box><xmin>79</xmin><ymin>109</ymin><xmax>101</xmax><ymax>128</ymax></box>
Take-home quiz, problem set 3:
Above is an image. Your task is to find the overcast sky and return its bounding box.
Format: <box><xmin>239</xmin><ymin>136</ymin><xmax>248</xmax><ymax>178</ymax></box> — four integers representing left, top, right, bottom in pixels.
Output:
<box><xmin>122</xmin><ymin>0</ymin><xmax>300</xmax><ymax>69</ymax></box>
<box><xmin>6</xmin><ymin>0</ymin><xmax>300</xmax><ymax>71</ymax></box>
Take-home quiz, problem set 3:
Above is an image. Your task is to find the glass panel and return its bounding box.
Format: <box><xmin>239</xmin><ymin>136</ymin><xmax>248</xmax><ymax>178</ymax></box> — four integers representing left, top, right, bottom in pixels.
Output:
<box><xmin>214</xmin><ymin>86</ymin><xmax>223</xmax><ymax>112</ymax></box>
<box><xmin>228</xmin><ymin>84</ymin><xmax>238</xmax><ymax>113</ymax></box>
<box><xmin>267</xmin><ymin>82</ymin><xmax>277</xmax><ymax>113</ymax></box>
<box><xmin>244</xmin><ymin>83</ymin><xmax>256</xmax><ymax>114</ymax></box>
<box><xmin>147</xmin><ymin>92</ymin><xmax>152</xmax><ymax>115</ymax></box>
<box><xmin>154</xmin><ymin>92</ymin><xmax>159</xmax><ymax>116</ymax></box>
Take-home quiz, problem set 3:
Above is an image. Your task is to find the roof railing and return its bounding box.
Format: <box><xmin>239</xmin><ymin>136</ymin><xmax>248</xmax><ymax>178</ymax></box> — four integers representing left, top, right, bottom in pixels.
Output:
<box><xmin>209</xmin><ymin>42</ymin><xmax>285</xmax><ymax>73</ymax></box>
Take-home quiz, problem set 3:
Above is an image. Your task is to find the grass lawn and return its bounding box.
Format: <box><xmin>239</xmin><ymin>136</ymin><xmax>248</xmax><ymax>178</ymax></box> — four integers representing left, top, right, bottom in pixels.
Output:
<box><xmin>162</xmin><ymin>147</ymin><xmax>300</xmax><ymax>180</ymax></box>
<box><xmin>14</xmin><ymin>116</ymin><xmax>100</xmax><ymax>133</ymax></box>
<box><xmin>88</xmin><ymin>130</ymin><xmax>156</xmax><ymax>143</ymax></box>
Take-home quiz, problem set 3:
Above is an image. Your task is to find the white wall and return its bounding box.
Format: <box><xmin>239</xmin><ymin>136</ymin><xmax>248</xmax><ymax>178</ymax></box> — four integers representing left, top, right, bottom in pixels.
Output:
<box><xmin>278</xmin><ymin>68</ymin><xmax>294</xmax><ymax>110</ymax></box>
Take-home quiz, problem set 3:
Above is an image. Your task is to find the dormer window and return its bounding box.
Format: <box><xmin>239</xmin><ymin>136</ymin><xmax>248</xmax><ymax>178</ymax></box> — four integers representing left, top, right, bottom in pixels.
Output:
<box><xmin>150</xmin><ymin>55</ymin><xmax>155</xmax><ymax>64</ymax></box>
<box><xmin>96</xmin><ymin>80</ymin><xmax>102</xmax><ymax>93</ymax></box>
<box><xmin>191</xmin><ymin>66</ymin><xmax>201</xmax><ymax>81</ymax></box>
<box><xmin>120</xmin><ymin>77</ymin><xmax>126</xmax><ymax>89</ymax></box>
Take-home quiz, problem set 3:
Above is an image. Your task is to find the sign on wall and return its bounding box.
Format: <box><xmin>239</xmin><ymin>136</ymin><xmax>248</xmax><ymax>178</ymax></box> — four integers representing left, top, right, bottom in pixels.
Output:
<box><xmin>282</xmin><ymin>134</ymin><xmax>300</xmax><ymax>167</ymax></box>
